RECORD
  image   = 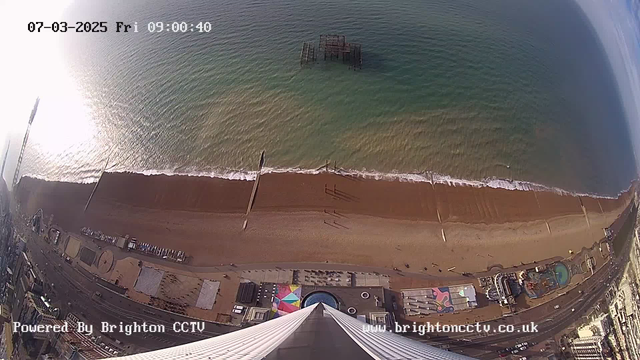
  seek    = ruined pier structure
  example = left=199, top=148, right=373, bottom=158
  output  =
left=300, top=35, right=362, bottom=70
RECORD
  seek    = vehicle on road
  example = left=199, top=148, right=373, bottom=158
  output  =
left=554, top=304, right=560, bottom=309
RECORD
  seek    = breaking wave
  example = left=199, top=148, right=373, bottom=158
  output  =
left=21, top=166, right=629, bottom=200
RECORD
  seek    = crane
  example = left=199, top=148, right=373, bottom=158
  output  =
left=12, top=97, right=40, bottom=189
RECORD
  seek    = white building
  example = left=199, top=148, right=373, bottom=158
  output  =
left=570, top=336, right=609, bottom=360
left=0, top=322, right=13, bottom=360
left=577, top=313, right=610, bottom=338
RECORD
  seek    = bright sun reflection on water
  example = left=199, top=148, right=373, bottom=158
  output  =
left=31, top=92, right=96, bottom=157
left=1, top=0, right=96, bottom=162
left=29, top=61, right=96, bottom=157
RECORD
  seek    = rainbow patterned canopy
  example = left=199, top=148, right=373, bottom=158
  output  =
left=271, top=284, right=302, bottom=318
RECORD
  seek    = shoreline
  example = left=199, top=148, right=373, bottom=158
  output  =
left=15, top=172, right=633, bottom=225
left=14, top=171, right=634, bottom=272
left=21, top=165, right=634, bottom=199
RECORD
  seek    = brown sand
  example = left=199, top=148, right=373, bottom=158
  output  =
left=18, top=172, right=632, bottom=223
left=14, top=173, right=634, bottom=273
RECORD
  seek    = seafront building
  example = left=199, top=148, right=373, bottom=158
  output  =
left=569, top=336, right=611, bottom=360
left=401, top=284, right=478, bottom=316
left=478, top=272, right=520, bottom=307
left=576, top=313, right=611, bottom=339
left=0, top=234, right=117, bottom=359
left=0, top=323, right=13, bottom=360
left=569, top=200, right=640, bottom=360
left=607, top=207, right=640, bottom=360
left=603, top=221, right=640, bottom=360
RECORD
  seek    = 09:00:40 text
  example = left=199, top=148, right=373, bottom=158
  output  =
left=148, top=22, right=212, bottom=32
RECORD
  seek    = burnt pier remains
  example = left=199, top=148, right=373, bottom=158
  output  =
left=300, top=35, right=362, bottom=70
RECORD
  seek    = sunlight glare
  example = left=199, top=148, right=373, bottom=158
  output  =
left=0, top=0, right=96, bottom=157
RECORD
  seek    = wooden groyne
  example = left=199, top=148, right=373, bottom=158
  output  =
left=84, top=155, right=110, bottom=213
left=244, top=151, right=265, bottom=228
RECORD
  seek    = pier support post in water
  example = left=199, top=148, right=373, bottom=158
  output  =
left=300, top=42, right=316, bottom=67
left=314, top=160, right=330, bottom=172
left=244, top=151, right=265, bottom=229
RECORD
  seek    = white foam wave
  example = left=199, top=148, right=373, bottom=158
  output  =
left=270, top=168, right=623, bottom=199
left=133, top=168, right=258, bottom=181
left=21, top=166, right=631, bottom=199
left=21, top=173, right=102, bottom=184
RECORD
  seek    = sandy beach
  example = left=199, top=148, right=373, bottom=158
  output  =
left=14, top=172, right=633, bottom=273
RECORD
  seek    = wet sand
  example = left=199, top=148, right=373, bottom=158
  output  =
left=14, top=172, right=634, bottom=272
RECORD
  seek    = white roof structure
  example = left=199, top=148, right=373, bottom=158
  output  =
left=133, top=267, right=164, bottom=296
left=114, top=303, right=473, bottom=360
left=195, top=279, right=220, bottom=310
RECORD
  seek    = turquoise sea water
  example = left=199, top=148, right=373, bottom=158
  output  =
left=16, top=0, right=637, bottom=196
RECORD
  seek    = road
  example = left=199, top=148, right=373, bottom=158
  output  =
left=412, top=207, right=635, bottom=359
left=405, top=258, right=617, bottom=358
left=22, top=226, right=237, bottom=354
